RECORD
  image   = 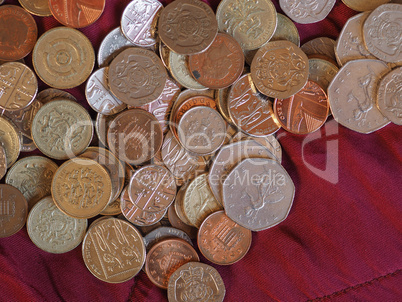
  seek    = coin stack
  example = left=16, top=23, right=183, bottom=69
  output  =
left=0, top=0, right=401, bottom=301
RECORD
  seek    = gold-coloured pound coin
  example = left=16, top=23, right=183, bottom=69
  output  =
left=0, top=116, right=21, bottom=168
left=0, top=146, right=6, bottom=180
left=341, top=0, right=391, bottom=12
left=32, top=27, right=95, bottom=89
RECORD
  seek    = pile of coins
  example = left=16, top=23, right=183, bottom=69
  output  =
left=0, top=0, right=401, bottom=300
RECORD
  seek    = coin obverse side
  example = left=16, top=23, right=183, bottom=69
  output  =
left=377, top=66, right=402, bottom=125
left=82, top=217, right=146, bottom=283
left=32, top=100, right=93, bottom=160
left=168, top=262, right=226, bottom=302
left=33, top=27, right=95, bottom=89
left=223, top=158, right=295, bottom=231
left=27, top=196, right=88, bottom=254
left=279, top=0, right=336, bottom=24
left=0, top=117, right=20, bottom=168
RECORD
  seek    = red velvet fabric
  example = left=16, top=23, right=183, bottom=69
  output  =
left=1, top=0, right=401, bottom=301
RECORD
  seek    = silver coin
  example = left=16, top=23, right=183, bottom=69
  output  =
left=377, top=66, right=402, bottom=125
left=98, top=27, right=134, bottom=68
left=143, top=226, right=193, bottom=251
left=279, top=0, right=335, bottom=24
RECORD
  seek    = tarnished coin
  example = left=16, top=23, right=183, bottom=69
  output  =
left=223, top=158, right=295, bottom=231
left=36, top=88, right=77, bottom=104
left=341, top=0, right=391, bottom=12
left=328, top=59, right=391, bottom=133
left=95, top=112, right=117, bottom=147
left=108, top=48, right=167, bottom=106
left=271, top=13, right=300, bottom=46
left=209, top=140, right=276, bottom=205
left=52, top=158, right=112, bottom=219
left=198, top=210, right=252, bottom=265
left=217, top=0, right=277, bottom=51
left=301, top=37, right=337, bottom=63
left=167, top=204, right=198, bottom=239
left=168, top=262, right=225, bottom=302
left=0, top=62, right=38, bottom=111
left=49, top=0, right=105, bottom=28
left=27, top=196, right=87, bottom=254
left=5, top=156, right=58, bottom=210
left=18, top=0, right=51, bottom=16
left=274, top=81, right=329, bottom=134
left=377, top=67, right=402, bottom=125
left=121, top=0, right=162, bottom=47
left=158, top=0, right=218, bottom=55
left=335, top=12, right=376, bottom=67
left=228, top=74, right=280, bottom=136
left=107, top=109, right=163, bottom=165
left=308, top=58, right=339, bottom=93
left=0, top=5, right=37, bottom=61
left=32, top=100, right=93, bottom=160
left=98, top=27, right=134, bottom=68
left=363, top=4, right=402, bottom=63
left=279, top=0, right=335, bottom=24
left=251, top=41, right=309, bottom=99
left=182, top=173, right=223, bottom=228
left=0, top=184, right=28, bottom=238
left=188, top=33, right=244, bottom=89
left=143, top=226, right=193, bottom=251
left=82, top=217, right=146, bottom=283
left=85, top=68, right=126, bottom=115
left=145, top=238, right=200, bottom=289
left=169, top=52, right=207, bottom=90
left=0, top=146, right=6, bottom=180
left=32, top=27, right=95, bottom=89
left=0, top=116, right=20, bottom=167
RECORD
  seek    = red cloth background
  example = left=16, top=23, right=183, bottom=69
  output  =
left=1, top=0, right=401, bottom=301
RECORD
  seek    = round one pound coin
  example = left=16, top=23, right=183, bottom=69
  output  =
left=0, top=116, right=21, bottom=168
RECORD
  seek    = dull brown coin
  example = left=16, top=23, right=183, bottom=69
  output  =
left=274, top=81, right=329, bottom=134
left=0, top=146, right=6, bottom=180
left=145, top=238, right=200, bottom=289
left=49, top=0, right=105, bottom=28
left=301, top=37, right=337, bottom=64
left=279, top=0, right=335, bottom=24
left=377, top=67, right=402, bottom=125
left=82, top=217, right=146, bottom=283
left=168, top=262, right=226, bottom=302
left=0, top=116, right=20, bottom=168
left=167, top=204, right=198, bottom=239
left=0, top=5, right=37, bottom=61
left=0, top=184, right=28, bottom=238
left=36, top=88, right=77, bottom=104
left=341, top=0, right=391, bottom=12
left=108, top=47, right=167, bottom=106
left=188, top=33, right=244, bottom=89
left=198, top=210, right=252, bottom=265
left=158, top=0, right=218, bottom=55
left=107, top=109, right=163, bottom=165
left=18, top=0, right=51, bottom=16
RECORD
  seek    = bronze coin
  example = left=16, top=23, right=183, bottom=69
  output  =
left=36, top=88, right=77, bottom=104
left=107, top=109, right=163, bottom=165
left=145, top=238, right=200, bottom=289
left=0, top=184, right=28, bottom=238
left=188, top=33, right=244, bottom=89
left=274, top=81, right=329, bottom=134
left=167, top=204, right=198, bottom=239
left=0, top=5, right=37, bottom=61
left=49, top=0, right=105, bottom=28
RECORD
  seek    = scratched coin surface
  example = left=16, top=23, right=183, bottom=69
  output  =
left=36, top=88, right=77, bottom=104
left=121, top=0, right=162, bottom=47
left=85, top=67, right=126, bottom=115
left=228, top=74, right=280, bottom=136
left=18, top=0, right=51, bottom=16
left=0, top=117, right=20, bottom=168
left=145, top=238, right=200, bottom=289
left=158, top=0, right=218, bottom=55
left=363, top=4, right=402, bottom=63
left=377, top=67, right=402, bottom=125
left=32, top=27, right=95, bottom=89
left=169, top=52, right=207, bottom=90
left=52, top=158, right=112, bottom=219
left=251, top=41, right=309, bottom=99
left=223, top=158, right=295, bottom=231
left=216, top=0, right=277, bottom=51
left=49, top=0, right=105, bottom=28
left=0, top=62, right=38, bottom=111
left=82, top=217, right=146, bottom=283
left=107, top=109, right=163, bottom=165
left=328, top=59, right=391, bottom=134
left=32, top=100, right=93, bottom=160
left=168, top=262, right=226, bottom=302
left=279, top=0, right=335, bottom=24
left=0, top=146, right=6, bottom=180
left=27, top=196, right=87, bottom=254
left=5, top=156, right=58, bottom=210
left=301, top=37, right=337, bottom=63
left=0, top=5, right=38, bottom=61
left=143, top=226, right=193, bottom=251
left=108, top=47, right=167, bottom=106
left=188, top=33, right=244, bottom=89
left=198, top=210, right=252, bottom=265
left=341, top=0, right=391, bottom=12
left=98, top=27, right=134, bottom=68
left=308, top=58, right=339, bottom=93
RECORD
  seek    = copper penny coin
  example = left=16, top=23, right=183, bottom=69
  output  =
left=188, top=33, right=244, bottom=89
left=279, top=0, right=335, bottom=24
left=108, top=47, right=167, bottom=106
left=145, top=238, right=200, bottom=289
left=377, top=67, right=402, bottom=125
left=251, top=40, right=309, bottom=99
left=274, top=81, right=329, bottom=134
left=158, top=0, right=218, bottom=55
left=107, top=109, right=163, bottom=165
left=0, top=184, right=28, bottom=238
left=49, top=0, right=105, bottom=28
left=0, top=5, right=37, bottom=61
left=168, top=262, right=226, bottom=302
left=0, top=146, right=6, bottom=180
left=228, top=74, right=280, bottom=137
left=167, top=204, right=198, bottom=239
